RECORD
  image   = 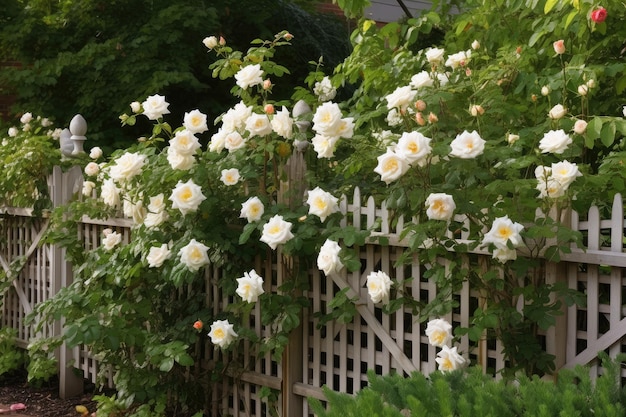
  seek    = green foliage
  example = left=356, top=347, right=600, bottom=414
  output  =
left=26, top=336, right=61, bottom=386
left=0, top=328, right=24, bottom=376
left=310, top=354, right=626, bottom=416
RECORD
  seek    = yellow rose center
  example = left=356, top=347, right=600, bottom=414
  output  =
left=431, top=200, right=444, bottom=213
left=383, top=158, right=398, bottom=172
left=180, top=188, right=193, bottom=201
left=314, top=197, right=327, bottom=210
left=497, top=226, right=512, bottom=240
left=407, top=142, right=419, bottom=154
left=268, top=225, right=282, bottom=235
left=441, top=357, right=453, bottom=370
left=213, top=328, right=224, bottom=339
left=432, top=330, right=445, bottom=345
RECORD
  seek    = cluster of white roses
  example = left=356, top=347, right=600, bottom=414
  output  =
left=425, top=318, right=466, bottom=372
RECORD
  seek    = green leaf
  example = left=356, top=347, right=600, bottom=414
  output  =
left=587, top=117, right=603, bottom=141
left=600, top=121, right=616, bottom=147
left=159, top=357, right=174, bottom=372
left=544, top=0, right=559, bottom=13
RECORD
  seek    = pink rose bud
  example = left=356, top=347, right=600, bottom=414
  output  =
left=553, top=40, right=565, bottom=55
left=415, top=100, right=427, bottom=111
left=193, top=320, right=203, bottom=330
left=415, top=112, right=426, bottom=126
left=465, top=68, right=472, bottom=76
left=573, top=120, right=588, bottom=135
left=470, top=104, right=485, bottom=117
left=263, top=79, right=272, bottom=90
left=219, top=36, right=226, bottom=46
left=284, top=32, right=294, bottom=41
left=590, top=7, right=607, bottom=23
left=264, top=104, right=275, bottom=115
left=428, top=112, right=438, bottom=124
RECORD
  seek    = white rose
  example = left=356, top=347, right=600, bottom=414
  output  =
left=208, top=128, right=228, bottom=153
left=208, top=319, right=238, bottom=348
left=482, top=215, right=524, bottom=250
left=271, top=106, right=294, bottom=139
left=178, top=238, right=210, bottom=271
left=169, top=180, right=206, bottom=215
left=577, top=84, right=588, bottom=96
left=425, top=193, right=456, bottom=221
left=425, top=47, right=445, bottom=64
left=386, top=108, right=403, bottom=127
left=167, top=147, right=196, bottom=170
left=236, top=269, right=265, bottom=303
left=130, top=101, right=141, bottom=113
left=235, top=64, right=264, bottom=89
left=539, top=129, right=572, bottom=154
left=20, top=112, right=33, bottom=124
left=336, top=117, right=354, bottom=139
left=102, top=231, right=122, bottom=251
left=445, top=50, right=471, bottom=69
left=109, top=152, right=146, bottom=181
left=203, top=36, right=218, bottom=50
left=224, top=131, right=247, bottom=152
left=374, top=149, right=410, bottom=184
left=395, top=131, right=432, bottom=165
left=425, top=318, right=453, bottom=347
left=317, top=239, right=343, bottom=275
left=183, top=109, right=208, bottom=134
left=169, top=129, right=201, bottom=156
left=82, top=180, right=95, bottom=197
left=101, top=179, right=120, bottom=208
left=541, top=86, right=550, bottom=96
left=410, top=71, right=433, bottom=89
left=449, top=130, right=486, bottom=159
left=148, top=193, right=166, bottom=213
left=245, top=113, right=273, bottom=137
left=312, top=102, right=344, bottom=137
left=385, top=85, right=416, bottom=111
left=84, top=162, right=100, bottom=177
left=548, top=104, right=567, bottom=120
left=220, top=168, right=241, bottom=186
left=260, top=215, right=294, bottom=250
left=89, top=146, right=103, bottom=159
left=536, top=176, right=567, bottom=199
left=436, top=345, right=466, bottom=372
left=144, top=211, right=168, bottom=228
left=8, top=127, right=18, bottom=137
left=550, top=160, right=582, bottom=188
left=146, top=243, right=171, bottom=268
left=314, top=76, right=337, bottom=102
left=366, top=270, right=392, bottom=304
left=222, top=101, right=253, bottom=132
left=141, top=94, right=170, bottom=120
left=493, top=247, right=518, bottom=263
left=306, top=187, right=339, bottom=222
left=124, top=199, right=147, bottom=224
left=311, top=134, right=339, bottom=159
left=573, top=119, right=587, bottom=135
left=471, top=39, right=480, bottom=50
left=240, top=196, right=264, bottom=222
left=507, top=133, right=520, bottom=144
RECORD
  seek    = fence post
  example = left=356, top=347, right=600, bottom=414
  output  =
left=49, top=165, right=85, bottom=399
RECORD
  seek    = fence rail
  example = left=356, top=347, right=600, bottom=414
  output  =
left=1, top=166, right=626, bottom=416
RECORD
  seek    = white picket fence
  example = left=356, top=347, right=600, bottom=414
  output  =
left=1, top=166, right=626, bottom=416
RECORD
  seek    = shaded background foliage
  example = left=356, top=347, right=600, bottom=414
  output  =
left=0, top=0, right=351, bottom=152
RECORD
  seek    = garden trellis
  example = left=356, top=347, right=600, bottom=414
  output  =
left=1, top=164, right=625, bottom=416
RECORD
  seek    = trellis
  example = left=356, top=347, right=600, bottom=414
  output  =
left=1, top=167, right=625, bottom=416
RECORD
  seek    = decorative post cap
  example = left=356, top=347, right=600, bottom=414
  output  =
left=69, top=114, right=87, bottom=155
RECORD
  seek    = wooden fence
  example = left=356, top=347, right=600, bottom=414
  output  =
left=1, top=165, right=626, bottom=416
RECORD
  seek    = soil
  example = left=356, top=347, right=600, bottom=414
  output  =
left=0, top=371, right=98, bottom=417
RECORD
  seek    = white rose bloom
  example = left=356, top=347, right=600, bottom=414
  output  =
left=471, top=39, right=481, bottom=50
left=141, top=94, right=171, bottom=120
left=109, top=152, right=146, bottom=182
left=493, top=247, right=518, bottom=263
left=425, top=47, right=445, bottom=64
left=577, top=84, right=588, bottom=96
left=260, top=215, right=294, bottom=250
left=179, top=238, right=210, bottom=271
left=235, top=64, right=264, bottom=89
left=548, top=104, right=567, bottom=120
left=374, top=149, right=410, bottom=184
left=146, top=243, right=172, bottom=268
left=536, top=177, right=567, bottom=199
left=167, top=147, right=196, bottom=171
left=82, top=181, right=96, bottom=197
left=20, top=112, right=33, bottom=124
left=89, top=147, right=103, bottom=159
left=541, top=86, right=550, bottom=96
left=84, top=162, right=100, bottom=177
left=170, top=129, right=201, bottom=156
left=425, top=318, right=453, bottom=347
left=22, top=123, right=31, bottom=132
left=534, top=165, right=551, bottom=181
left=220, top=168, right=241, bottom=186
left=8, top=127, right=18, bottom=137
left=445, top=50, right=471, bottom=69
left=306, top=187, right=339, bottom=222
left=311, top=134, right=339, bottom=159
left=203, top=36, right=218, bottom=49
left=395, top=131, right=432, bottom=165
left=208, top=319, right=238, bottom=348
left=437, top=72, right=450, bottom=86
left=386, top=108, right=403, bottom=127
left=312, top=102, right=344, bottom=137
left=169, top=180, right=206, bottom=215
left=449, top=130, right=486, bottom=159
left=101, top=179, right=120, bottom=208
left=148, top=193, right=166, bottom=213
left=539, top=129, right=572, bottom=154
left=425, top=193, right=456, bottom=221
left=240, top=196, right=264, bottom=222
left=366, top=270, right=392, bottom=304
left=314, top=76, right=337, bottom=102
left=209, top=128, right=228, bottom=153
left=550, top=160, right=582, bottom=188
left=336, top=117, right=355, bottom=139
left=317, top=239, right=344, bottom=275
left=245, top=113, right=273, bottom=137
left=130, top=101, right=141, bottom=113
left=236, top=269, right=265, bottom=303
left=123, top=199, right=147, bottom=224
left=385, top=85, right=416, bottom=111
left=222, top=101, right=253, bottom=132
left=102, top=231, right=122, bottom=251
left=271, top=106, right=294, bottom=139
left=183, top=109, right=208, bottom=134
left=144, top=211, right=168, bottom=228
left=41, top=118, right=52, bottom=127
left=410, top=71, right=434, bottom=89
left=224, top=131, right=247, bottom=152
left=482, top=216, right=524, bottom=250
left=436, top=345, right=466, bottom=372
left=507, top=133, right=520, bottom=144
left=573, top=119, right=587, bottom=135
